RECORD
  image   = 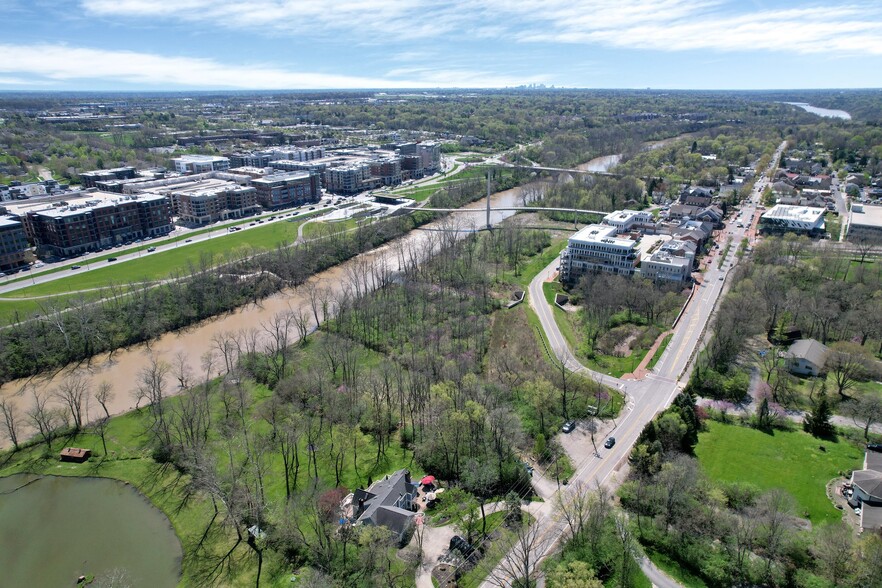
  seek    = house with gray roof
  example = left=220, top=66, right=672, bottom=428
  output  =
left=352, top=469, right=419, bottom=544
left=848, top=449, right=882, bottom=532
left=783, top=339, right=830, bottom=377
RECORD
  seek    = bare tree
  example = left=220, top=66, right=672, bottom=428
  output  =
left=54, top=374, right=89, bottom=431
left=485, top=521, right=547, bottom=588
left=27, top=389, right=65, bottom=448
left=94, top=381, right=114, bottom=420
left=843, top=395, right=882, bottom=440
left=827, top=341, right=873, bottom=398
left=172, top=350, right=194, bottom=389
left=0, top=398, right=22, bottom=450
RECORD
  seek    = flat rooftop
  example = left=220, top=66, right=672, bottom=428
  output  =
left=173, top=154, right=229, bottom=163
left=0, top=216, right=22, bottom=228
left=761, top=204, right=825, bottom=223
left=851, top=204, right=882, bottom=229
left=5, top=191, right=166, bottom=218
left=157, top=178, right=250, bottom=197
left=570, top=223, right=637, bottom=247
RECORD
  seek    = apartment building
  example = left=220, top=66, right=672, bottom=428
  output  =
left=161, top=178, right=259, bottom=225
left=251, top=171, right=321, bottom=209
left=0, top=216, right=28, bottom=272
left=17, top=193, right=172, bottom=257
left=559, top=224, right=640, bottom=284
left=172, top=155, right=231, bottom=174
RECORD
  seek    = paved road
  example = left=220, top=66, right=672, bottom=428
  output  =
left=479, top=141, right=787, bottom=588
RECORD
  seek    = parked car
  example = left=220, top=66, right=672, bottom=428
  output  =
left=185, top=238, right=193, bottom=242
left=70, top=265, right=82, bottom=270
left=147, top=247, right=156, bottom=252
left=868, top=443, right=882, bottom=452
left=603, top=437, right=616, bottom=449
left=562, top=421, right=575, bottom=434
left=107, top=257, right=118, bottom=262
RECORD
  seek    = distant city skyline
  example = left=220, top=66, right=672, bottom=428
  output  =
left=2, top=0, right=882, bottom=91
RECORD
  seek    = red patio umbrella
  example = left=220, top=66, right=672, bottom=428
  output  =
left=420, top=475, right=436, bottom=485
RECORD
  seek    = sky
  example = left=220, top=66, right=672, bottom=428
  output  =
left=1, top=0, right=881, bottom=91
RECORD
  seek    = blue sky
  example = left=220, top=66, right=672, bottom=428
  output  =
left=1, top=0, right=881, bottom=90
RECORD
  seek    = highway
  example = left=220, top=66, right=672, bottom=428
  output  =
left=479, top=141, right=787, bottom=588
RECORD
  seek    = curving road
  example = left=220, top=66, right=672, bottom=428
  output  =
left=479, top=141, right=787, bottom=588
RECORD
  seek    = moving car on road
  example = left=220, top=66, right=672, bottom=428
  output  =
left=604, top=437, right=616, bottom=449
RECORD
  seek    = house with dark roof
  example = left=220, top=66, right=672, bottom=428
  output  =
left=849, top=449, right=882, bottom=532
left=352, top=469, right=419, bottom=544
left=783, top=338, right=830, bottom=377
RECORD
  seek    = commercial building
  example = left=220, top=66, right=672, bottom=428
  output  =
left=559, top=224, right=640, bottom=284
left=14, top=192, right=172, bottom=257
left=160, top=178, right=260, bottom=225
left=847, top=203, right=882, bottom=243
left=603, top=209, right=655, bottom=233
left=0, top=216, right=29, bottom=272
left=251, top=171, right=321, bottom=209
left=759, top=204, right=825, bottom=235
left=172, top=155, right=231, bottom=174
left=639, top=239, right=696, bottom=283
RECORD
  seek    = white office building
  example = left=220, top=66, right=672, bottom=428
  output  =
left=759, top=204, right=825, bottom=234
left=560, top=224, right=640, bottom=284
left=172, top=155, right=231, bottom=174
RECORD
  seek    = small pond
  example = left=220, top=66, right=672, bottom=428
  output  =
left=0, top=474, right=182, bottom=587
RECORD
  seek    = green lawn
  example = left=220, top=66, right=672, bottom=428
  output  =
left=825, top=212, right=841, bottom=241
left=695, top=421, right=864, bottom=524
left=0, top=215, right=326, bottom=323
left=512, top=238, right=566, bottom=287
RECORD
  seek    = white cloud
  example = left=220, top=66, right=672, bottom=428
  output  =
left=0, top=43, right=541, bottom=88
left=80, top=0, right=882, bottom=56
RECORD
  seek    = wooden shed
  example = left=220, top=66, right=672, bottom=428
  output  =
left=60, top=447, right=91, bottom=463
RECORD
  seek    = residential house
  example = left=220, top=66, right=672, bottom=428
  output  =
left=353, top=469, right=419, bottom=544
left=783, top=338, right=830, bottom=377
left=848, top=450, right=882, bottom=532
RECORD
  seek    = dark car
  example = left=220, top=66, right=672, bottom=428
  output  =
left=70, top=265, right=82, bottom=270
left=603, top=437, right=616, bottom=449
left=562, top=421, right=575, bottom=433
left=868, top=444, right=882, bottom=452
left=107, top=257, right=118, bottom=262
left=185, top=238, right=193, bottom=242
left=147, top=247, right=156, bottom=252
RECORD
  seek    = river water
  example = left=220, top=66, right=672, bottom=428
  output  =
left=784, top=102, right=852, bottom=120
left=0, top=474, right=182, bottom=587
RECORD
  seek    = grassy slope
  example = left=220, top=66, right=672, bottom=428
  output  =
left=695, top=420, right=863, bottom=524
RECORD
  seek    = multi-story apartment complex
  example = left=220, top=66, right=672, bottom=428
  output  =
left=325, top=163, right=375, bottom=195
left=17, top=193, right=172, bottom=257
left=559, top=224, right=640, bottom=284
left=0, top=216, right=28, bottom=272
left=369, top=158, right=402, bottom=186
left=639, top=239, right=697, bottom=283
left=172, top=155, right=231, bottom=174
left=159, top=178, right=260, bottom=225
left=79, top=166, right=137, bottom=189
left=251, top=171, right=321, bottom=209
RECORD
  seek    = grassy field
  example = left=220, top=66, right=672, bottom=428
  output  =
left=695, top=421, right=864, bottom=524
left=825, top=212, right=841, bottom=240
left=511, top=237, right=566, bottom=288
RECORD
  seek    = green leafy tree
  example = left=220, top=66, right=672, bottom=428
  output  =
left=803, top=388, right=835, bottom=439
